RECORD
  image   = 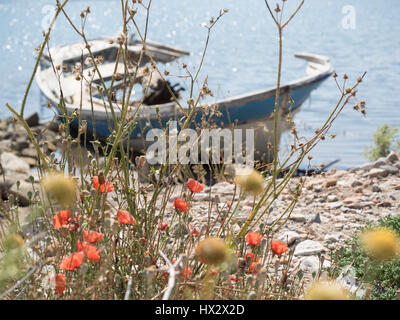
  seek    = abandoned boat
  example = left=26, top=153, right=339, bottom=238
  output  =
left=36, top=34, right=334, bottom=162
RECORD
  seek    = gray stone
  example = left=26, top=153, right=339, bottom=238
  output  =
left=380, top=165, right=399, bottom=175
left=0, top=151, right=30, bottom=173
left=294, top=240, right=325, bottom=256
left=394, top=161, right=400, bottom=170
left=359, top=162, right=375, bottom=171
left=309, top=213, right=321, bottom=224
left=350, top=179, right=362, bottom=188
left=372, top=184, right=382, bottom=192
left=25, top=112, right=39, bottom=127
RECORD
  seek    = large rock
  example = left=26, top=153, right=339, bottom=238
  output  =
left=294, top=240, right=325, bottom=256
left=0, top=152, right=30, bottom=173
left=380, top=165, right=399, bottom=175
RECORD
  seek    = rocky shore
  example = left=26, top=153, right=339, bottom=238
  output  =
left=1, top=113, right=400, bottom=294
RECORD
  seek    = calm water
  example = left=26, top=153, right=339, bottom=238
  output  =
left=1, top=0, right=399, bottom=168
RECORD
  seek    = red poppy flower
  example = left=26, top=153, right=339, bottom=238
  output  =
left=271, top=240, right=288, bottom=255
left=248, top=262, right=258, bottom=274
left=141, top=237, right=147, bottom=243
left=192, top=228, right=200, bottom=237
left=77, top=240, right=100, bottom=262
left=55, top=273, right=66, bottom=296
left=83, top=230, right=104, bottom=243
left=174, top=198, right=189, bottom=213
left=93, top=176, right=114, bottom=193
left=59, top=252, right=84, bottom=271
left=117, top=210, right=136, bottom=225
left=244, top=252, right=256, bottom=264
left=187, top=178, right=204, bottom=193
left=158, top=223, right=168, bottom=231
left=181, top=266, right=192, bottom=279
left=245, top=232, right=263, bottom=247
left=86, top=245, right=100, bottom=262
left=53, top=210, right=72, bottom=229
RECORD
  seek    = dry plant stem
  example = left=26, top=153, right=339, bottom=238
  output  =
left=159, top=251, right=183, bottom=300
left=19, top=0, right=69, bottom=117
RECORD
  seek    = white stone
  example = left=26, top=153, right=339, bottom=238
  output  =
left=294, top=240, right=325, bottom=256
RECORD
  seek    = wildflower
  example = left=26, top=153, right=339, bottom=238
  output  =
left=86, top=245, right=101, bottom=262
left=244, top=252, right=256, bottom=264
left=83, top=230, right=104, bottom=243
left=360, top=227, right=400, bottom=261
left=59, top=252, right=84, bottom=271
left=53, top=210, right=72, bottom=229
left=92, top=174, right=114, bottom=193
left=247, top=262, right=258, bottom=274
left=187, top=178, right=204, bottom=193
left=181, top=266, right=192, bottom=279
left=77, top=241, right=101, bottom=262
left=192, top=228, right=200, bottom=237
left=305, top=281, right=350, bottom=300
left=245, top=232, right=263, bottom=247
left=117, top=210, right=136, bottom=225
left=158, top=223, right=168, bottom=231
left=234, top=167, right=264, bottom=195
left=41, top=172, right=77, bottom=208
left=174, top=198, right=189, bottom=213
left=55, top=273, right=66, bottom=296
left=195, top=237, right=228, bottom=265
left=271, top=240, right=289, bottom=255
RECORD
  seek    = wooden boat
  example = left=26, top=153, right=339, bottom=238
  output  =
left=36, top=34, right=334, bottom=162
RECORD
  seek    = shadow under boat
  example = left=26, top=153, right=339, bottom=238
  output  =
left=36, top=34, right=334, bottom=163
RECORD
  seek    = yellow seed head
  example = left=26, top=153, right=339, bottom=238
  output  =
left=41, top=172, right=77, bottom=209
left=234, top=167, right=264, bottom=195
left=195, top=237, right=228, bottom=265
left=360, top=227, right=400, bottom=261
left=305, top=281, right=350, bottom=300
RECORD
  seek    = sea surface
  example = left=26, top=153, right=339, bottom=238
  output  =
left=0, top=0, right=399, bottom=169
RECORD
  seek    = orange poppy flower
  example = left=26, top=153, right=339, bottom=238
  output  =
left=55, top=273, right=66, bottom=296
left=77, top=240, right=100, bottom=262
left=173, top=198, right=189, bottom=213
left=117, top=210, right=136, bottom=225
left=158, top=223, right=168, bottom=231
left=83, top=230, right=104, bottom=243
left=271, top=240, right=288, bottom=255
left=59, top=252, right=84, bottom=271
left=53, top=210, right=72, bottom=229
left=187, top=178, right=204, bottom=193
left=93, top=176, right=114, bottom=193
left=245, top=232, right=263, bottom=247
